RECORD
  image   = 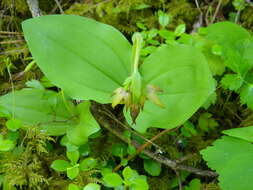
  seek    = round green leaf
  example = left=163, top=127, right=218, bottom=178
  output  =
left=6, top=118, right=22, bottom=131
left=67, top=166, right=80, bottom=180
left=67, top=150, right=80, bottom=165
left=83, top=183, right=101, bottom=190
left=51, top=160, right=71, bottom=172
left=122, top=166, right=134, bottom=182
left=80, top=157, right=97, bottom=171
left=126, top=45, right=214, bottom=132
left=143, top=159, right=161, bottom=176
left=103, top=173, right=123, bottom=187
left=22, top=15, right=132, bottom=103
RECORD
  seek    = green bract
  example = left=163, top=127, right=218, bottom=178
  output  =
left=22, top=15, right=214, bottom=133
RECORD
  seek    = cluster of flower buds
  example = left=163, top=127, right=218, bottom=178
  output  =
left=111, top=32, right=164, bottom=123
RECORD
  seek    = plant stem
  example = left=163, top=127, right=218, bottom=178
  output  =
left=113, top=127, right=177, bottom=172
left=211, top=0, right=223, bottom=24
left=90, top=101, right=218, bottom=177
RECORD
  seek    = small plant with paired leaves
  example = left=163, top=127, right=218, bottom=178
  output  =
left=1, top=10, right=253, bottom=190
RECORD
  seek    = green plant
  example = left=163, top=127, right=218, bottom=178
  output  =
left=102, top=166, right=149, bottom=190
left=0, top=83, right=100, bottom=145
left=2, top=6, right=253, bottom=189
left=21, top=14, right=213, bottom=133
left=201, top=126, right=253, bottom=190
left=51, top=150, right=98, bottom=180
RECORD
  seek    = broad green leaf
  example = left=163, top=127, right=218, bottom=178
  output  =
left=205, top=22, right=250, bottom=50
left=6, top=118, right=22, bottom=131
left=67, top=166, right=79, bottom=180
left=67, top=101, right=100, bottom=146
left=191, top=35, right=225, bottom=76
left=51, top=160, right=71, bottom=172
left=22, top=15, right=132, bottom=103
left=126, top=45, right=214, bottom=132
left=223, top=38, right=253, bottom=75
left=143, top=159, right=161, bottom=176
left=67, top=150, right=80, bottom=165
left=83, top=183, right=101, bottom=190
left=0, top=88, right=77, bottom=136
left=223, top=126, right=253, bottom=142
left=221, top=74, right=243, bottom=91
left=79, top=157, right=97, bottom=171
left=201, top=136, right=253, bottom=190
left=68, top=184, right=79, bottom=190
left=103, top=173, right=123, bottom=187
left=205, top=22, right=253, bottom=75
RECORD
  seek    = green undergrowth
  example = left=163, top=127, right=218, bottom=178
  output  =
left=1, top=0, right=253, bottom=190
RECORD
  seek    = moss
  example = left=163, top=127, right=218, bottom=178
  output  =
left=1, top=128, right=53, bottom=189
left=165, top=0, right=198, bottom=30
left=241, top=6, right=253, bottom=32
left=203, top=183, right=221, bottom=190
left=65, top=0, right=199, bottom=36
left=148, top=171, right=172, bottom=190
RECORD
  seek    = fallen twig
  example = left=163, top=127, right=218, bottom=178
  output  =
left=90, top=101, right=218, bottom=177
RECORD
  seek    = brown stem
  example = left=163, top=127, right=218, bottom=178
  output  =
left=90, top=102, right=218, bottom=177
left=211, top=0, right=223, bottom=24
left=113, top=127, right=177, bottom=172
